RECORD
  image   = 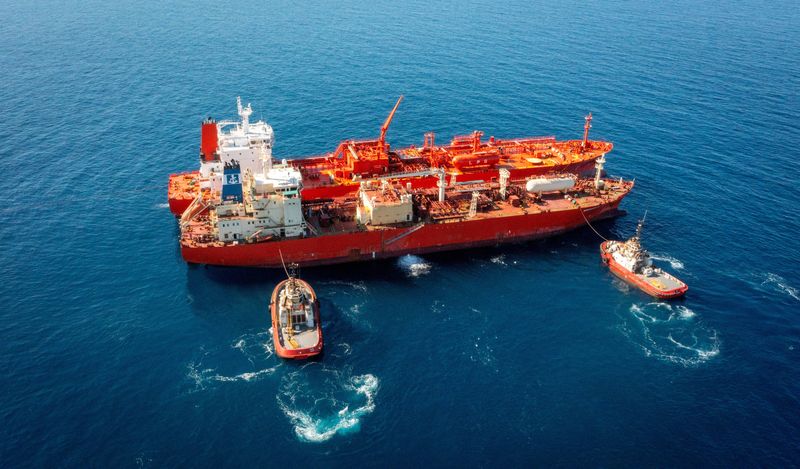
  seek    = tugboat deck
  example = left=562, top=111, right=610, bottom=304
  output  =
left=281, top=328, right=320, bottom=350
left=634, top=270, right=685, bottom=291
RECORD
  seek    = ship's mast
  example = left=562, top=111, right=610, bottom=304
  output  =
left=437, top=169, right=446, bottom=202
left=594, top=154, right=606, bottom=190
left=582, top=112, right=592, bottom=149
left=634, top=211, right=647, bottom=241
left=379, top=96, right=404, bottom=153
left=499, top=168, right=510, bottom=200
left=260, top=143, right=272, bottom=171
left=237, top=96, right=253, bottom=134
left=284, top=263, right=301, bottom=341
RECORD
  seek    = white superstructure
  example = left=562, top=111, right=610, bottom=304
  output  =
left=605, top=239, right=653, bottom=273
left=604, top=220, right=655, bottom=275
left=213, top=161, right=305, bottom=242
left=199, top=97, right=276, bottom=193
left=356, top=180, right=413, bottom=226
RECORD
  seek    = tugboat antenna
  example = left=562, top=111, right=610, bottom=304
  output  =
left=635, top=210, right=647, bottom=239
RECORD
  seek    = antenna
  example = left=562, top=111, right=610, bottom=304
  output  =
left=379, top=95, right=404, bottom=151
left=237, top=96, right=253, bottom=133
left=635, top=210, right=647, bottom=239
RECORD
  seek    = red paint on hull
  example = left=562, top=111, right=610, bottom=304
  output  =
left=183, top=201, right=625, bottom=268
left=169, top=195, right=193, bottom=215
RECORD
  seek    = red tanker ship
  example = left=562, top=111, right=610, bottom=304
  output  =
left=179, top=155, right=633, bottom=268
left=168, top=97, right=613, bottom=216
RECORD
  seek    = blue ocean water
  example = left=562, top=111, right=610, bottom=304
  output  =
left=2, top=0, right=799, bottom=465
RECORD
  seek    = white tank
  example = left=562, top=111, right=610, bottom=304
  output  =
left=526, top=176, right=576, bottom=193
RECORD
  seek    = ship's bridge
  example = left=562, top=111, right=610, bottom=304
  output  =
left=252, top=164, right=302, bottom=195
left=218, top=120, right=274, bottom=150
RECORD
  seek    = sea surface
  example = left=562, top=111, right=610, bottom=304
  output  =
left=1, top=0, right=799, bottom=466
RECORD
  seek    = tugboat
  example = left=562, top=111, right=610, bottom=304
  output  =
left=600, top=217, right=688, bottom=299
left=270, top=263, right=323, bottom=359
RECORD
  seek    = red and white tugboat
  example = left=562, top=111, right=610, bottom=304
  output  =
left=600, top=217, right=688, bottom=299
left=270, top=264, right=323, bottom=359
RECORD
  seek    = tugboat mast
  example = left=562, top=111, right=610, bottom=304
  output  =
left=634, top=211, right=647, bottom=241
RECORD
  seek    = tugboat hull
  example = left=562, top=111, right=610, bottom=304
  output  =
left=601, top=241, right=688, bottom=299
left=270, top=278, right=324, bottom=359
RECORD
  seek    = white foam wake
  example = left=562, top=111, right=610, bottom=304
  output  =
left=232, top=331, right=275, bottom=363
left=277, top=367, right=379, bottom=443
left=397, top=254, right=431, bottom=277
left=761, top=273, right=800, bottom=302
left=209, top=367, right=278, bottom=383
left=318, top=280, right=369, bottom=293
left=187, top=362, right=278, bottom=389
left=624, top=302, right=719, bottom=367
left=468, top=335, right=498, bottom=370
left=490, top=254, right=507, bottom=266
left=155, top=202, right=170, bottom=209
left=334, top=342, right=352, bottom=357
left=650, top=253, right=685, bottom=270
left=187, top=331, right=278, bottom=390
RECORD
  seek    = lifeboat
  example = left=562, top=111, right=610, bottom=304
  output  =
left=270, top=265, right=323, bottom=359
left=600, top=217, right=688, bottom=299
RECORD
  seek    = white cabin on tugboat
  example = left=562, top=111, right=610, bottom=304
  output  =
left=600, top=217, right=688, bottom=299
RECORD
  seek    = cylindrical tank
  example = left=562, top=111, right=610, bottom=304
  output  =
left=525, top=176, right=575, bottom=193
left=451, top=152, right=500, bottom=170
left=200, top=120, right=219, bottom=161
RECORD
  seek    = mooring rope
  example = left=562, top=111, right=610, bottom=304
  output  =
left=577, top=203, right=610, bottom=242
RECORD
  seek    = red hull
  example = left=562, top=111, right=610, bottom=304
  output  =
left=183, top=201, right=625, bottom=268
left=600, top=242, right=688, bottom=299
left=168, top=172, right=200, bottom=215
left=169, top=194, right=193, bottom=216
left=270, top=279, right=323, bottom=359
left=299, top=158, right=598, bottom=201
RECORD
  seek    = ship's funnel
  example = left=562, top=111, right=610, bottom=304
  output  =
left=201, top=119, right=219, bottom=161
left=222, top=160, right=243, bottom=203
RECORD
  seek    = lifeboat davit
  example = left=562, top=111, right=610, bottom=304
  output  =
left=270, top=268, right=323, bottom=359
